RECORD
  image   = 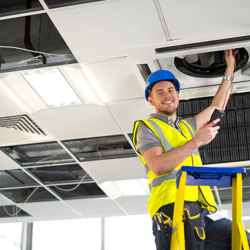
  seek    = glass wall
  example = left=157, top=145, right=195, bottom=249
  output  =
left=0, top=222, right=22, bottom=250
left=31, top=214, right=155, bottom=250
left=32, top=218, right=102, bottom=250
left=105, top=214, right=155, bottom=250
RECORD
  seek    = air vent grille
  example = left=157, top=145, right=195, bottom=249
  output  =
left=63, top=134, right=136, bottom=161
left=0, top=115, right=50, bottom=145
left=178, top=92, right=250, bottom=165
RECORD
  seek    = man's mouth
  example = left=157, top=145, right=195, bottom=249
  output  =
left=163, top=100, right=173, bottom=105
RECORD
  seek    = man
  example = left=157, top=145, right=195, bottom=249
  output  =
left=133, top=50, right=250, bottom=250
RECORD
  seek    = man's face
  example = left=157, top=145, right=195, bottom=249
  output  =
left=148, top=81, right=179, bottom=117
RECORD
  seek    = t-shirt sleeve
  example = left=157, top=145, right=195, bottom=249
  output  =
left=136, top=122, right=162, bottom=155
left=185, top=117, right=197, bottom=135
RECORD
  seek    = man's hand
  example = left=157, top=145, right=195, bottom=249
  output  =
left=225, top=49, right=236, bottom=71
left=194, top=118, right=220, bottom=147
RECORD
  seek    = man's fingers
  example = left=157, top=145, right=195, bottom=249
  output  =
left=208, top=118, right=220, bottom=127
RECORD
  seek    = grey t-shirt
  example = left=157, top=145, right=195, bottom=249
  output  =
left=136, top=113, right=196, bottom=155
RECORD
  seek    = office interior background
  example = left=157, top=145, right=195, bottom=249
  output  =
left=1, top=0, right=250, bottom=249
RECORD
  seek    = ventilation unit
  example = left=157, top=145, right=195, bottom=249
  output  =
left=125, top=33, right=250, bottom=100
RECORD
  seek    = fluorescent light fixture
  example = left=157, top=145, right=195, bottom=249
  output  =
left=22, top=68, right=82, bottom=108
left=61, top=65, right=104, bottom=106
left=99, top=179, right=150, bottom=199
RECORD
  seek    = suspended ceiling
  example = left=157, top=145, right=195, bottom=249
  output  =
left=0, top=0, right=250, bottom=229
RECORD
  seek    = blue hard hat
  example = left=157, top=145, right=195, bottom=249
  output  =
left=145, top=70, right=180, bottom=101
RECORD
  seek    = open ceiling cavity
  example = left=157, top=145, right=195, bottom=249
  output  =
left=0, top=169, right=38, bottom=189
left=27, top=163, right=93, bottom=185
left=0, top=186, right=58, bottom=203
left=0, top=142, right=74, bottom=167
left=0, top=0, right=43, bottom=17
left=62, top=134, right=136, bottom=162
left=50, top=183, right=106, bottom=200
left=44, top=0, right=104, bottom=8
left=0, top=205, right=31, bottom=218
left=0, top=13, right=76, bottom=72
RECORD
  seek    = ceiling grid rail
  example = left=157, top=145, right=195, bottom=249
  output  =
left=153, top=0, right=172, bottom=41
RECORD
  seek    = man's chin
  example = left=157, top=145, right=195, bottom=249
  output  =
left=160, top=109, right=176, bottom=116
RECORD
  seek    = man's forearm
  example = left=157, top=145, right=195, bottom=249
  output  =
left=151, top=138, right=200, bottom=175
left=143, top=119, right=220, bottom=176
left=211, top=66, right=234, bottom=109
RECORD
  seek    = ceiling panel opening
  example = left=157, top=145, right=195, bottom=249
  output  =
left=0, top=13, right=76, bottom=73
left=0, top=142, right=74, bottom=167
left=26, top=164, right=93, bottom=185
left=63, top=134, right=136, bottom=162
left=50, top=183, right=106, bottom=200
left=0, top=0, right=43, bottom=17
left=0, top=205, right=31, bottom=218
left=44, top=0, right=104, bottom=9
left=0, top=169, right=38, bottom=189
left=0, top=187, right=58, bottom=203
left=178, top=92, right=250, bottom=165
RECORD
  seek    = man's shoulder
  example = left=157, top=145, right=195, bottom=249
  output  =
left=181, top=117, right=196, bottom=133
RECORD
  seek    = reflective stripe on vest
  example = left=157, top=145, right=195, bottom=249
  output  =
left=178, top=120, right=200, bottom=157
left=147, top=120, right=174, bottom=152
left=149, top=170, right=178, bottom=191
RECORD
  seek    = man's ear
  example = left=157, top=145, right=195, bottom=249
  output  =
left=148, top=96, right=155, bottom=107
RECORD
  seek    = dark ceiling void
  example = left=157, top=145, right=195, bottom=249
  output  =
left=0, top=187, right=58, bottom=203
left=0, top=142, right=75, bottom=167
left=0, top=169, right=38, bottom=189
left=27, top=164, right=93, bottom=185
left=50, top=183, right=106, bottom=200
left=0, top=0, right=43, bottom=17
left=63, top=134, right=136, bottom=162
left=0, top=205, right=31, bottom=218
left=0, top=13, right=77, bottom=73
left=44, top=0, right=104, bottom=9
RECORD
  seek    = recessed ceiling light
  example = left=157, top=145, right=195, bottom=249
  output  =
left=22, top=68, right=82, bottom=108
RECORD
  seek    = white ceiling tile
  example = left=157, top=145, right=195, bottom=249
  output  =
left=31, top=105, right=121, bottom=140
left=0, top=193, right=14, bottom=206
left=0, top=75, right=27, bottom=117
left=160, top=0, right=250, bottom=40
left=50, top=0, right=166, bottom=63
left=108, top=98, right=155, bottom=133
left=83, top=58, right=144, bottom=102
left=0, top=217, right=38, bottom=223
left=116, top=196, right=149, bottom=215
left=18, top=201, right=80, bottom=219
left=0, top=151, right=21, bottom=170
left=66, top=197, right=125, bottom=217
left=81, top=157, right=147, bottom=182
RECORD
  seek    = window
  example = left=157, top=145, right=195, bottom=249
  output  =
left=0, top=222, right=22, bottom=250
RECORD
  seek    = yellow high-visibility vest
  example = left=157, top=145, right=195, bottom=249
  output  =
left=133, top=118, right=217, bottom=219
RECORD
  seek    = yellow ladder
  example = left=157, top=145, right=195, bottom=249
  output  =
left=170, top=166, right=249, bottom=250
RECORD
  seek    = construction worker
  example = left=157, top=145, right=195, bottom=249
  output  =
left=133, top=50, right=250, bottom=250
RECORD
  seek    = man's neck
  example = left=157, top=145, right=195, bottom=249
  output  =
left=157, top=112, right=177, bottom=124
